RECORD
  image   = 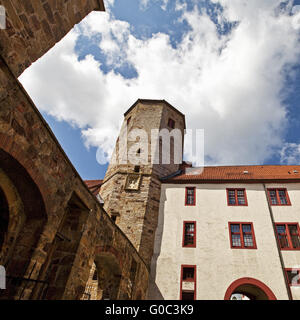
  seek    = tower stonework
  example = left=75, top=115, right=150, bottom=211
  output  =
left=100, top=99, right=186, bottom=266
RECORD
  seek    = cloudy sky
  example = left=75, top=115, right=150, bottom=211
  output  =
left=19, top=0, right=300, bottom=180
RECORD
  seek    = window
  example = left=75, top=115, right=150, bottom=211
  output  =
left=185, top=187, right=196, bottom=206
left=180, top=265, right=196, bottom=300
left=267, top=189, right=291, bottom=205
left=182, top=221, right=196, bottom=247
left=168, top=118, right=175, bottom=129
left=92, top=270, right=98, bottom=280
left=285, top=269, right=300, bottom=286
left=227, top=189, right=247, bottom=206
left=229, top=222, right=257, bottom=249
left=275, top=223, right=300, bottom=250
left=134, top=165, right=140, bottom=173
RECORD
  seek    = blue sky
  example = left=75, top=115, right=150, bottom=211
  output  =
left=20, top=0, right=300, bottom=180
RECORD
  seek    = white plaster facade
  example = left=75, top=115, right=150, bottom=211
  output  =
left=148, top=182, right=300, bottom=300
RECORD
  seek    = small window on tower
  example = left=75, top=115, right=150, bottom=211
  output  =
left=92, top=270, right=98, bottom=280
left=134, top=166, right=140, bottom=173
left=168, top=118, right=175, bottom=129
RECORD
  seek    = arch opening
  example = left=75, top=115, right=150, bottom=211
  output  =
left=82, top=252, right=122, bottom=300
left=0, top=149, right=47, bottom=299
left=225, top=277, right=277, bottom=300
left=0, top=187, right=9, bottom=252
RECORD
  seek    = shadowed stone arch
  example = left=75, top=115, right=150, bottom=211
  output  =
left=0, top=148, right=47, bottom=299
left=95, top=251, right=122, bottom=300
left=82, top=246, right=123, bottom=300
left=0, top=186, right=9, bottom=253
left=0, top=169, right=25, bottom=267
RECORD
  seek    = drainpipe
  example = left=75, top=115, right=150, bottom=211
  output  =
left=263, top=183, right=292, bottom=300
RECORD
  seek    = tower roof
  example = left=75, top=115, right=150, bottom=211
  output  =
left=124, top=99, right=186, bottom=129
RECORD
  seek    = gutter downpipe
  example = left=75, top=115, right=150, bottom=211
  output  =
left=263, top=183, right=292, bottom=300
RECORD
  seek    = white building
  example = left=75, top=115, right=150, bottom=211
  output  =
left=148, top=164, right=300, bottom=300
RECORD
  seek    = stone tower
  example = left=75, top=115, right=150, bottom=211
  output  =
left=100, top=99, right=186, bottom=266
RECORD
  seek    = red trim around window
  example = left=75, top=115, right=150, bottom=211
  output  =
left=228, top=222, right=257, bottom=249
left=182, top=221, right=196, bottom=248
left=285, top=268, right=300, bottom=286
left=185, top=187, right=196, bottom=206
left=180, top=265, right=196, bottom=300
left=267, top=188, right=291, bottom=206
left=226, top=188, right=248, bottom=206
left=275, top=223, right=300, bottom=250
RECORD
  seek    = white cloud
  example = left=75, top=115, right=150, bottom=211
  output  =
left=19, top=1, right=300, bottom=167
left=280, top=143, right=300, bottom=164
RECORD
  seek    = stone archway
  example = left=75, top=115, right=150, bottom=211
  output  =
left=96, top=252, right=122, bottom=300
left=224, top=277, right=277, bottom=300
left=0, top=169, right=25, bottom=267
left=0, top=186, right=9, bottom=252
left=82, top=249, right=123, bottom=300
left=0, top=148, right=48, bottom=299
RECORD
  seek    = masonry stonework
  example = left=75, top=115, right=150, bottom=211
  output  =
left=0, top=0, right=149, bottom=300
left=0, top=0, right=104, bottom=77
left=100, top=99, right=186, bottom=267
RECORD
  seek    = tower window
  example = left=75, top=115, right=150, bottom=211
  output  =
left=267, top=189, right=291, bottom=205
left=229, top=222, right=257, bottom=249
left=185, top=187, right=196, bottom=206
left=168, top=118, right=175, bottom=129
left=182, top=221, right=196, bottom=247
left=111, top=215, right=117, bottom=223
left=134, top=166, right=140, bottom=173
left=275, top=223, right=300, bottom=250
left=92, top=270, right=98, bottom=280
left=227, top=189, right=247, bottom=206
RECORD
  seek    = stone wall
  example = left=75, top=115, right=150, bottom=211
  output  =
left=0, top=58, right=149, bottom=299
left=0, top=0, right=150, bottom=299
left=0, top=0, right=104, bottom=77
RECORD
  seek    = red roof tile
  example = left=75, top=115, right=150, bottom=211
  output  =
left=162, top=165, right=300, bottom=183
left=84, top=180, right=103, bottom=196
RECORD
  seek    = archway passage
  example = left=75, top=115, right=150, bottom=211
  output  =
left=82, top=252, right=122, bottom=300
left=224, top=277, right=277, bottom=300
left=0, top=148, right=47, bottom=299
left=0, top=187, right=9, bottom=252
